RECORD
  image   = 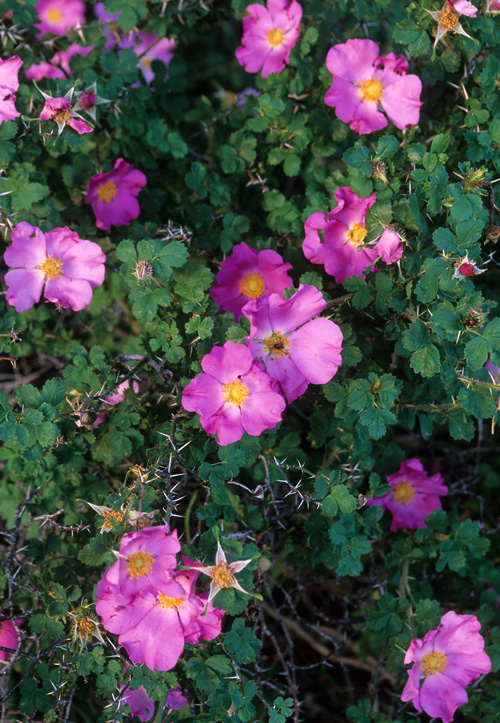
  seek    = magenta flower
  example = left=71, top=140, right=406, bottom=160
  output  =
left=209, top=241, right=293, bottom=321
left=243, top=285, right=343, bottom=403
left=94, top=2, right=121, bottom=49
left=130, top=32, right=177, bottom=85
left=324, top=38, right=422, bottom=134
left=235, top=0, right=302, bottom=78
left=376, top=228, right=404, bottom=264
left=166, top=685, right=187, bottom=711
left=95, top=380, right=140, bottom=427
left=119, top=682, right=154, bottom=722
left=366, top=458, right=448, bottom=531
left=26, top=44, right=93, bottom=81
left=85, top=158, right=147, bottom=231
left=0, top=56, right=22, bottom=123
left=182, top=340, right=286, bottom=446
left=25, top=61, right=66, bottom=81
left=4, top=222, right=105, bottom=313
left=0, top=618, right=22, bottom=660
left=96, top=525, right=180, bottom=604
left=402, top=611, right=491, bottom=723
left=40, top=93, right=93, bottom=135
left=303, top=187, right=378, bottom=284
left=35, top=0, right=85, bottom=36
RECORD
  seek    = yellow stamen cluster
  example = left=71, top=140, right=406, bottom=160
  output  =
left=266, top=27, right=285, bottom=47
left=211, top=563, right=236, bottom=589
left=46, top=8, right=63, bottom=22
left=392, top=481, right=416, bottom=504
left=347, top=223, right=367, bottom=248
left=239, top=271, right=266, bottom=298
left=438, top=4, right=459, bottom=30
left=264, top=331, right=291, bottom=360
left=75, top=618, right=96, bottom=639
left=421, top=650, right=448, bottom=676
left=157, top=593, right=183, bottom=610
left=102, top=509, right=123, bottom=532
left=222, top=379, right=250, bottom=407
left=38, top=256, right=63, bottom=279
left=97, top=182, right=117, bottom=203
left=128, top=551, right=154, bottom=578
left=358, top=77, right=384, bottom=103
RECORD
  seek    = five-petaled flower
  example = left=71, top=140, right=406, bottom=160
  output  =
left=244, top=284, right=343, bottom=403
left=324, top=38, right=422, bottom=134
left=184, top=542, right=253, bottom=602
left=86, top=158, right=147, bottom=231
left=401, top=611, right=491, bottom=723
left=35, top=0, right=85, bottom=36
left=366, top=458, right=448, bottom=531
left=182, top=340, right=286, bottom=446
left=40, top=89, right=93, bottom=136
left=235, top=0, right=302, bottom=78
left=129, top=31, right=177, bottom=85
left=209, top=241, right=293, bottom=321
left=4, top=222, right=106, bottom=313
left=425, top=0, right=477, bottom=48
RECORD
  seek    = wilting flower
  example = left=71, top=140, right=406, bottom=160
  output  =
left=182, top=340, right=286, bottom=446
left=73, top=82, right=110, bottom=121
left=244, top=285, right=343, bottom=403
left=235, top=0, right=302, bottom=77
left=94, top=379, right=140, bottom=427
left=0, top=56, right=22, bottom=123
left=39, top=89, right=93, bottom=135
left=69, top=611, right=105, bottom=648
left=129, top=31, right=177, bottom=85
left=366, top=458, right=448, bottom=531
left=184, top=542, right=253, bottom=602
left=402, top=611, right=491, bottom=723
left=0, top=618, right=22, bottom=660
left=85, top=158, right=147, bottom=231
left=119, top=674, right=155, bottom=723
left=303, top=187, right=378, bottom=283
left=96, top=525, right=180, bottom=602
left=4, top=222, right=106, bottom=313
left=87, top=502, right=156, bottom=533
left=453, top=253, right=483, bottom=280
left=325, top=38, right=422, bottom=134
left=425, top=0, right=477, bottom=48
left=209, top=241, right=293, bottom=321
left=486, top=0, right=500, bottom=13
left=35, top=0, right=85, bottom=36
left=166, top=686, right=187, bottom=711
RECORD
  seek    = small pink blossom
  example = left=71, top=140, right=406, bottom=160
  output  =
left=325, top=38, right=422, bottom=134
left=25, top=61, right=66, bottom=81
left=244, top=285, right=343, bottom=403
left=452, top=0, right=478, bottom=16
left=0, top=618, right=22, bottom=660
left=235, top=0, right=302, bottom=78
left=95, top=380, right=140, bottom=427
left=375, top=228, right=404, bottom=263
left=35, top=0, right=85, bottom=36
left=26, top=44, right=93, bottom=81
left=166, top=685, right=187, bottom=711
left=366, top=458, right=448, bottom=531
left=402, top=611, right=491, bottom=723
left=130, top=32, right=177, bottom=85
left=303, top=187, right=378, bottom=283
left=40, top=93, right=93, bottom=135
left=4, top=222, right=105, bottom=313
left=486, top=0, right=500, bottom=12
left=182, top=340, right=286, bottom=446
left=85, top=158, right=147, bottom=231
left=94, top=2, right=122, bottom=49
left=0, top=56, right=22, bottom=123
left=119, top=682, right=154, bottom=722
left=209, top=241, right=293, bottom=321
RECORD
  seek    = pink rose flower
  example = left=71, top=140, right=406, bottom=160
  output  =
left=129, top=32, right=177, bottom=85
left=452, top=0, right=477, bottom=16
left=303, top=187, right=378, bottom=283
left=486, top=0, right=500, bottom=12
left=325, top=38, right=422, bottom=134
left=4, top=222, right=105, bottom=313
left=96, top=525, right=180, bottom=607
left=235, top=0, right=302, bottom=78
left=35, top=0, right=85, bottom=36
left=26, top=44, right=93, bottom=81
left=166, top=685, right=187, bottom=711
left=0, top=618, right=23, bottom=660
left=402, top=611, right=491, bottom=723
left=182, top=340, right=286, bottom=446
left=119, top=682, right=154, bottom=722
left=375, top=228, right=404, bottom=263
left=25, top=61, right=66, bottom=81
left=209, top=241, right=293, bottom=321
left=94, top=379, right=140, bottom=427
left=85, top=158, right=147, bottom=231
left=244, top=284, right=343, bottom=403
left=0, top=56, right=22, bottom=123
left=366, top=458, right=448, bottom=531
left=94, top=2, right=121, bottom=49
left=40, top=95, right=93, bottom=135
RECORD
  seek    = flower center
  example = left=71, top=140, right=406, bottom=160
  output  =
left=264, top=331, right=290, bottom=360
left=97, top=182, right=117, bottom=203
left=239, top=271, right=266, bottom=298
left=54, top=108, right=72, bottom=123
left=46, top=8, right=63, bottom=23
left=358, top=76, right=384, bottom=103
left=79, top=91, right=96, bottom=110
left=392, top=481, right=415, bottom=504
left=76, top=619, right=95, bottom=638
left=421, top=650, right=448, bottom=676
left=140, top=57, right=153, bottom=69
left=39, top=255, right=63, bottom=279
left=127, top=551, right=154, bottom=578
left=102, top=509, right=123, bottom=531
left=438, top=4, right=459, bottom=30
left=266, top=27, right=285, bottom=47
left=222, top=379, right=249, bottom=407
left=347, top=223, right=367, bottom=247
left=157, top=593, right=183, bottom=610
left=211, top=563, right=236, bottom=589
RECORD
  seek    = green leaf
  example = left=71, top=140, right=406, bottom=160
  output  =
left=224, top=618, right=260, bottom=664
left=410, top=345, right=440, bottom=378
left=343, top=141, right=372, bottom=177
left=15, top=384, right=42, bottom=407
